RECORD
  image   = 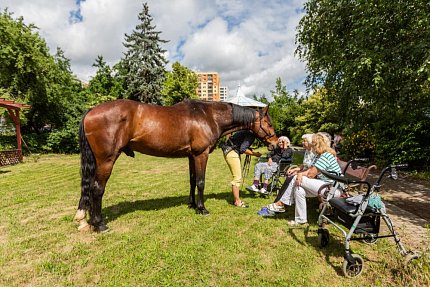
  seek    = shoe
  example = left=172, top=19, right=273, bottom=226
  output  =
left=247, top=185, right=259, bottom=192
left=258, top=187, right=269, bottom=195
left=257, top=207, right=275, bottom=217
left=287, top=220, right=308, bottom=226
left=235, top=201, right=249, bottom=208
left=267, top=203, right=285, bottom=213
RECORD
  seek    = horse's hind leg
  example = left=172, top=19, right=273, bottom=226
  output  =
left=89, top=180, right=108, bottom=232
left=188, top=156, right=197, bottom=209
left=74, top=196, right=91, bottom=231
left=89, top=160, right=115, bottom=232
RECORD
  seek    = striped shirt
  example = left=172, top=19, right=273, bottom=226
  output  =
left=314, top=152, right=341, bottom=182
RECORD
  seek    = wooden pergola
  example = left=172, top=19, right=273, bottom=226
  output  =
left=0, top=98, right=31, bottom=166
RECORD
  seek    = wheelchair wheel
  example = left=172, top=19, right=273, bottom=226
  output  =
left=360, top=233, right=378, bottom=244
left=404, top=251, right=420, bottom=266
left=342, top=254, right=364, bottom=278
left=317, top=228, right=330, bottom=248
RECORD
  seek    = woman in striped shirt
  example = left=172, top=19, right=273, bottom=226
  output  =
left=267, top=133, right=341, bottom=225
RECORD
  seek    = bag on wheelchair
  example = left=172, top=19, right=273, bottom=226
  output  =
left=329, top=196, right=381, bottom=234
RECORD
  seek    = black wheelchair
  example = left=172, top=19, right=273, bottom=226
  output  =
left=246, top=157, right=292, bottom=196
left=267, top=158, right=292, bottom=195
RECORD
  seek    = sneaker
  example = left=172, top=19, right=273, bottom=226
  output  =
left=267, top=203, right=286, bottom=213
left=258, top=187, right=269, bottom=195
left=247, top=185, right=259, bottom=192
left=257, top=207, right=275, bottom=217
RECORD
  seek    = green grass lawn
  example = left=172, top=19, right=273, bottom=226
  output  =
left=0, top=150, right=428, bottom=286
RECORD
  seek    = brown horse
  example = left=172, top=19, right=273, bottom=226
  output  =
left=74, top=99, right=278, bottom=232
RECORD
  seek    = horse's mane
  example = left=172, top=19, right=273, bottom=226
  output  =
left=180, top=100, right=257, bottom=126
left=231, top=104, right=256, bottom=125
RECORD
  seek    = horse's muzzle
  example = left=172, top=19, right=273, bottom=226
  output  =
left=267, top=144, right=275, bottom=151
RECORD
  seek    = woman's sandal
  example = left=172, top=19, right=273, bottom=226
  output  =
left=235, top=201, right=249, bottom=208
left=267, top=203, right=286, bottom=213
left=287, top=220, right=308, bottom=226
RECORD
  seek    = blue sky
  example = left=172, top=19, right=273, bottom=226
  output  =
left=2, top=0, right=307, bottom=98
left=69, top=0, right=84, bottom=23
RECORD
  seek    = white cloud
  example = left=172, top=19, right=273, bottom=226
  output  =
left=181, top=17, right=253, bottom=71
left=1, top=0, right=308, bottom=97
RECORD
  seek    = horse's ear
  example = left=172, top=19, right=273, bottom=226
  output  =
left=262, top=105, right=269, bottom=114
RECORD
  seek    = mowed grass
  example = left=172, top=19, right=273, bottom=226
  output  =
left=0, top=150, right=428, bottom=286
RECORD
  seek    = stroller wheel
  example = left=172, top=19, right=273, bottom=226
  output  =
left=342, top=254, right=364, bottom=278
left=404, top=251, right=420, bottom=266
left=317, top=228, right=330, bottom=248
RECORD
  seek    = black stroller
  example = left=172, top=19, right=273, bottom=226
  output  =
left=317, top=163, right=419, bottom=277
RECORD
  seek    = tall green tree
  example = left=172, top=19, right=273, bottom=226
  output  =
left=291, top=88, right=341, bottom=140
left=0, top=10, right=82, bottom=132
left=122, top=3, right=168, bottom=104
left=267, top=78, right=301, bottom=141
left=0, top=10, right=40, bottom=101
left=161, top=62, right=198, bottom=106
left=83, top=55, right=125, bottom=106
left=296, top=0, right=430, bottom=166
left=37, top=47, right=84, bottom=153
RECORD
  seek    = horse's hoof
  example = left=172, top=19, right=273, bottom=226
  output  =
left=77, top=221, right=91, bottom=232
left=74, top=209, right=86, bottom=222
left=196, top=209, right=210, bottom=216
left=188, top=203, right=197, bottom=209
left=93, top=224, right=109, bottom=233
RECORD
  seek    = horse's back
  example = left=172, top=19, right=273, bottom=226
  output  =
left=83, top=99, right=230, bottom=158
left=128, top=101, right=224, bottom=156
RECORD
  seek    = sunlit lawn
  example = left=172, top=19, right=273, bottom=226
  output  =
left=0, top=150, right=428, bottom=286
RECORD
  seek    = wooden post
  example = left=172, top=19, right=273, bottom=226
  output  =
left=1, top=99, right=30, bottom=164
left=7, top=108, right=22, bottom=161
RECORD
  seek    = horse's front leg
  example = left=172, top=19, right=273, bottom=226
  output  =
left=188, top=156, right=197, bottom=209
left=193, top=153, right=209, bottom=215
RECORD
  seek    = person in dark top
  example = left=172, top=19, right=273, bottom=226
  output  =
left=222, top=130, right=261, bottom=207
left=247, top=136, right=293, bottom=195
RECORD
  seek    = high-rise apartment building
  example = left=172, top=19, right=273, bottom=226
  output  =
left=196, top=72, right=220, bottom=101
left=219, top=86, right=229, bottom=102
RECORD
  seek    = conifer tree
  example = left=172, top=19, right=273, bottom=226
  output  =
left=122, top=3, right=168, bottom=104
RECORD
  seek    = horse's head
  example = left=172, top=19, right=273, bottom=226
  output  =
left=253, top=106, right=278, bottom=150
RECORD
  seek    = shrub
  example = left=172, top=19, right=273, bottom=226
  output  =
left=342, top=129, right=376, bottom=161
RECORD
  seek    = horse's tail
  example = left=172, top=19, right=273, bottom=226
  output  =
left=79, top=111, right=95, bottom=210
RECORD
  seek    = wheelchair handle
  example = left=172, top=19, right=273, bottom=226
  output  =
left=391, top=163, right=408, bottom=169
left=343, top=158, right=370, bottom=172
left=352, top=158, right=369, bottom=163
left=320, top=170, right=371, bottom=189
left=376, top=163, right=408, bottom=185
